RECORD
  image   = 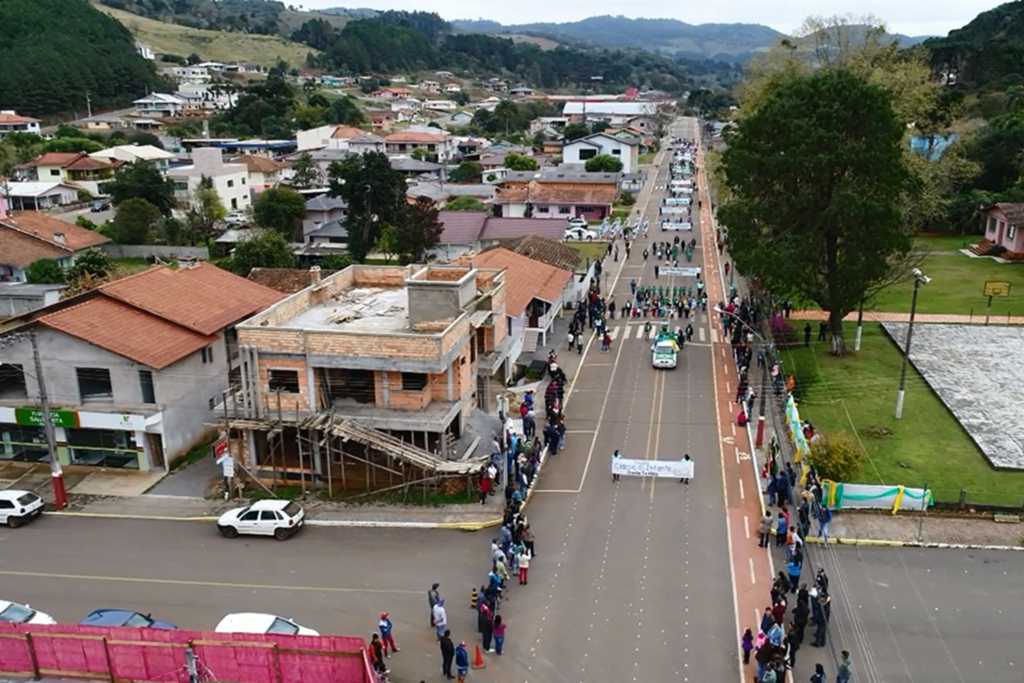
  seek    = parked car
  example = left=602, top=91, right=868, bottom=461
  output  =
left=80, top=609, right=178, bottom=629
left=0, top=600, right=56, bottom=625
left=566, top=216, right=587, bottom=229
left=223, top=211, right=247, bottom=225
left=0, top=490, right=44, bottom=528
left=215, top=612, right=319, bottom=636
left=564, top=226, right=597, bottom=241
left=217, top=499, right=305, bottom=540
left=90, top=199, right=111, bottom=212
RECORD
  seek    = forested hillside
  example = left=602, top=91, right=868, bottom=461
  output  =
left=0, top=0, right=159, bottom=118
left=926, top=0, right=1024, bottom=90
left=295, top=11, right=718, bottom=92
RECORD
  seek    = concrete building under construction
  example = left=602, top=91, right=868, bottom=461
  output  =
left=219, top=264, right=511, bottom=496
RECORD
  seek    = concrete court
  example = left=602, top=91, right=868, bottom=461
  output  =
left=0, top=121, right=740, bottom=683
left=797, top=544, right=1024, bottom=683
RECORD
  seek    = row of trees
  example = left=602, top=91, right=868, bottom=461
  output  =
left=295, top=11, right=694, bottom=94
left=0, top=0, right=162, bottom=117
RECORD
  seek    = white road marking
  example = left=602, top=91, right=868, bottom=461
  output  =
left=743, top=515, right=750, bottom=539
left=712, top=328, right=719, bottom=344
left=739, top=478, right=745, bottom=500
left=749, top=558, right=757, bottom=585
left=608, top=327, right=620, bottom=340
left=698, top=327, right=706, bottom=342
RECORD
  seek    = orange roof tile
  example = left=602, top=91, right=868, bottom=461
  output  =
left=23, top=152, right=82, bottom=168
left=228, top=154, right=290, bottom=174
left=330, top=125, right=366, bottom=139
left=0, top=229, right=71, bottom=269
left=37, top=296, right=218, bottom=369
left=99, top=262, right=285, bottom=335
left=0, top=112, right=39, bottom=124
left=493, top=182, right=616, bottom=206
left=1, top=211, right=110, bottom=251
left=462, top=248, right=572, bottom=316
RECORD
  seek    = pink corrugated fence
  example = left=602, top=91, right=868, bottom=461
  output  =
left=0, top=621, right=373, bottom=683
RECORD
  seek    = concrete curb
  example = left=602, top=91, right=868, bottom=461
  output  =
left=802, top=534, right=1024, bottom=551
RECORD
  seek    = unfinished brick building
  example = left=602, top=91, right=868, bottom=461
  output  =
left=220, top=264, right=510, bottom=496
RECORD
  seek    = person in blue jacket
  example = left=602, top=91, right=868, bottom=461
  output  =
left=455, top=641, right=469, bottom=682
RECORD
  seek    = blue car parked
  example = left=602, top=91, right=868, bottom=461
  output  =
left=80, top=609, right=177, bottom=630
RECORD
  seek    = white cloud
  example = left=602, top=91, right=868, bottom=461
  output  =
left=300, top=0, right=1004, bottom=37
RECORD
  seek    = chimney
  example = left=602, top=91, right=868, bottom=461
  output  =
left=0, top=195, right=7, bottom=220
left=53, top=231, right=65, bottom=245
left=309, top=265, right=322, bottom=284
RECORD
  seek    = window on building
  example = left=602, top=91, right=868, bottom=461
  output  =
left=208, top=396, right=217, bottom=410
left=201, top=346, right=214, bottom=363
left=0, top=363, right=27, bottom=399
left=536, top=205, right=549, bottom=213
left=611, top=148, right=621, bottom=155
left=268, top=369, right=300, bottom=393
left=401, top=372, right=429, bottom=391
left=76, top=367, right=113, bottom=403
left=578, top=149, right=597, bottom=160
left=1010, top=224, right=1017, bottom=240
left=139, top=370, right=155, bottom=404
left=227, top=179, right=234, bottom=188
left=50, top=169, right=60, bottom=177
left=558, top=206, right=571, bottom=214
left=988, top=216, right=997, bottom=233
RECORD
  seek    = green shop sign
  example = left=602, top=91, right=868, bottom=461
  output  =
left=14, top=407, right=79, bottom=429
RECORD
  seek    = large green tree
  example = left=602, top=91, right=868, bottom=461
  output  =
left=104, top=161, right=177, bottom=216
left=719, top=69, right=909, bottom=355
left=448, top=161, right=484, bottom=183
left=229, top=230, right=295, bottom=275
left=395, top=198, right=444, bottom=264
left=290, top=151, right=322, bottom=189
left=110, top=197, right=160, bottom=245
left=584, top=154, right=623, bottom=173
left=25, top=259, right=65, bottom=284
left=504, top=152, right=538, bottom=171
left=327, top=151, right=408, bottom=262
left=252, top=187, right=307, bottom=240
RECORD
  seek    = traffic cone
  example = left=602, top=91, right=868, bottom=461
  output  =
left=472, top=643, right=486, bottom=669
left=470, top=587, right=478, bottom=610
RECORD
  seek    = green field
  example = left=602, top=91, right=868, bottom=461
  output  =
left=638, top=152, right=656, bottom=165
left=913, top=235, right=977, bottom=252
left=779, top=321, right=1024, bottom=505
left=94, top=2, right=317, bottom=66
left=869, top=253, right=1024, bottom=317
left=568, top=240, right=609, bottom=262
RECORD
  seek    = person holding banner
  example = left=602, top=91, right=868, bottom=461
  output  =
left=677, top=454, right=694, bottom=484
left=612, top=449, right=622, bottom=482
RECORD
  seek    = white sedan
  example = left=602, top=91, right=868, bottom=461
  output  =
left=0, top=490, right=44, bottom=528
left=215, top=612, right=319, bottom=636
left=0, top=600, right=56, bottom=625
left=565, top=226, right=598, bottom=241
left=216, top=499, right=305, bottom=540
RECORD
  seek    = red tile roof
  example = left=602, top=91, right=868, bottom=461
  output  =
left=0, top=229, right=71, bottom=269
left=1, top=211, right=110, bottom=253
left=460, top=247, right=572, bottom=316
left=331, top=125, right=366, bottom=139
left=37, top=297, right=218, bottom=370
left=385, top=131, right=448, bottom=143
left=0, top=112, right=39, bottom=124
left=228, top=154, right=290, bottom=174
left=480, top=217, right=568, bottom=241
left=100, top=262, right=285, bottom=335
left=494, top=181, right=617, bottom=206
left=23, top=152, right=112, bottom=171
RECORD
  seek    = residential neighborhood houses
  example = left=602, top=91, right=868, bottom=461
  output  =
left=0, top=75, right=674, bottom=493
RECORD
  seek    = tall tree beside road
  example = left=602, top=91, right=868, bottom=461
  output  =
left=104, top=162, right=177, bottom=216
left=395, top=198, right=444, bottom=264
left=253, top=186, right=307, bottom=240
left=110, top=197, right=161, bottom=245
left=719, top=69, right=909, bottom=355
left=328, top=151, right=408, bottom=262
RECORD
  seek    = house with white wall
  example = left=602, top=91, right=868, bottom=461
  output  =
left=167, top=148, right=250, bottom=212
left=0, top=111, right=41, bottom=136
left=133, top=93, right=188, bottom=118
left=562, top=132, right=640, bottom=174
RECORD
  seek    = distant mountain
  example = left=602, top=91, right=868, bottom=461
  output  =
left=925, top=0, right=1024, bottom=89
left=452, top=15, right=783, bottom=60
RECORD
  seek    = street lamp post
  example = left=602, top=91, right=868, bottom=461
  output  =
left=895, top=269, right=930, bottom=420
left=2, top=330, right=69, bottom=509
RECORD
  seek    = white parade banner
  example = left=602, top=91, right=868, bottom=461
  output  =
left=612, top=457, right=694, bottom=479
left=660, top=266, right=700, bottom=277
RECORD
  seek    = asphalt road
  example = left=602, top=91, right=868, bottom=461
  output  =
left=0, top=120, right=739, bottom=683
left=55, top=205, right=113, bottom=226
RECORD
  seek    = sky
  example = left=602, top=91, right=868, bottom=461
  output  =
left=299, top=0, right=1006, bottom=38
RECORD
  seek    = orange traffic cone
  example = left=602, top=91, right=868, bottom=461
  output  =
left=472, top=643, right=486, bottom=669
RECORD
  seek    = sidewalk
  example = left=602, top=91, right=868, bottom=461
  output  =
left=789, top=309, right=1024, bottom=325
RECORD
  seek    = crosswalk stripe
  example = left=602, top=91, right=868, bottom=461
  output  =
left=712, top=328, right=720, bottom=344
left=698, top=327, right=706, bottom=342
left=608, top=327, right=620, bottom=340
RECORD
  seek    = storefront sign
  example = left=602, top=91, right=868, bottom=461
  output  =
left=611, top=457, right=694, bottom=479
left=14, top=407, right=79, bottom=429
left=212, top=437, right=228, bottom=457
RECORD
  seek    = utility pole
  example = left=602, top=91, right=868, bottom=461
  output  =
left=29, top=330, right=68, bottom=510
left=85, top=91, right=92, bottom=119
left=895, top=269, right=930, bottom=419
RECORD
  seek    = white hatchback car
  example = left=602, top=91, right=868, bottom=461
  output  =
left=564, top=226, right=598, bottom=241
left=217, top=499, right=305, bottom=540
left=0, top=490, right=44, bottom=528
left=215, top=612, right=319, bottom=636
left=0, top=599, right=56, bottom=625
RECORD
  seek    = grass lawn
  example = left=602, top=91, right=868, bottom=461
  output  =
left=568, top=241, right=609, bottom=262
left=94, top=2, right=316, bottom=66
left=913, top=235, right=979, bottom=252
left=779, top=321, right=1024, bottom=505
left=638, top=152, right=656, bottom=164
left=869, top=253, right=1024, bottom=317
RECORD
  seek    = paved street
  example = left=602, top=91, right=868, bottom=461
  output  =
left=54, top=205, right=113, bottom=226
